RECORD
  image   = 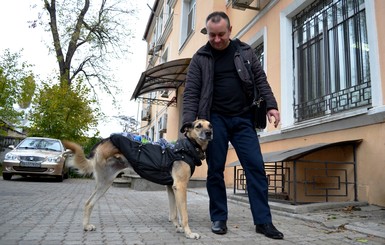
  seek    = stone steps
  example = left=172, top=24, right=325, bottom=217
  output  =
left=112, top=177, right=131, bottom=188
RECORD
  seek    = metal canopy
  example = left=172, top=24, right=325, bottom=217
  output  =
left=228, top=139, right=362, bottom=167
left=131, top=58, right=192, bottom=101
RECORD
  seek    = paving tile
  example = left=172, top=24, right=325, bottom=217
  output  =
left=0, top=178, right=384, bottom=244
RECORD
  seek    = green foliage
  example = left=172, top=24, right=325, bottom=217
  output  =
left=28, top=78, right=101, bottom=141
left=82, top=135, right=103, bottom=156
left=18, top=75, right=36, bottom=109
left=0, top=49, right=36, bottom=126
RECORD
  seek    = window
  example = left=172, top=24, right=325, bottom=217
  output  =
left=165, top=1, right=172, bottom=22
left=150, top=126, right=155, bottom=142
left=161, top=47, right=168, bottom=64
left=180, top=0, right=196, bottom=46
left=156, top=9, right=164, bottom=43
left=254, top=42, right=264, bottom=68
left=160, top=48, right=169, bottom=98
left=187, top=0, right=196, bottom=36
left=293, top=0, right=371, bottom=122
left=255, top=44, right=265, bottom=132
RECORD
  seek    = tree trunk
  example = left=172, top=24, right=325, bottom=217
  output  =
left=44, top=0, right=90, bottom=86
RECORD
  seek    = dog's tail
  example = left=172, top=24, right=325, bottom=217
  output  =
left=62, top=140, right=94, bottom=175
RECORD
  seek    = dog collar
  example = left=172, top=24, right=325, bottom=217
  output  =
left=185, top=136, right=206, bottom=161
left=173, top=138, right=204, bottom=166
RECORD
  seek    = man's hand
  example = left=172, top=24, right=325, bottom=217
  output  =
left=267, top=109, right=280, bottom=128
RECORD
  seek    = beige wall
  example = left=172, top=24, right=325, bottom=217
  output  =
left=261, top=123, right=385, bottom=205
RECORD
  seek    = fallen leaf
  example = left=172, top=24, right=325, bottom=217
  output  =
left=327, top=215, right=337, bottom=220
left=337, top=224, right=346, bottom=231
left=356, top=238, right=368, bottom=243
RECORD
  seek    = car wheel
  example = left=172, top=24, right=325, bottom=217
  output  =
left=63, top=166, right=69, bottom=179
left=3, top=173, right=12, bottom=180
left=56, top=173, right=64, bottom=182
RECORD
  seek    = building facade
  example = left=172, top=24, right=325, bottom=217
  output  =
left=132, top=0, right=385, bottom=207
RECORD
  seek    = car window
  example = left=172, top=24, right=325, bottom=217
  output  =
left=39, top=140, right=62, bottom=151
left=17, top=139, right=62, bottom=152
left=18, top=139, right=39, bottom=149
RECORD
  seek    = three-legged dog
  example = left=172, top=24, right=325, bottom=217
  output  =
left=63, top=119, right=212, bottom=239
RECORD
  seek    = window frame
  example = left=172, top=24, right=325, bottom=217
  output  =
left=179, top=0, right=196, bottom=50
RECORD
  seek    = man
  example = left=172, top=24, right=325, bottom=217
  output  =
left=181, top=11, right=284, bottom=239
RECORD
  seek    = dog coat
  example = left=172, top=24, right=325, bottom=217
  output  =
left=109, top=134, right=202, bottom=186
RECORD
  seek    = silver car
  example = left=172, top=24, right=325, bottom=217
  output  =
left=2, top=137, right=70, bottom=182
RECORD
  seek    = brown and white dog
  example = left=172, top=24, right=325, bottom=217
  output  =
left=63, top=119, right=212, bottom=239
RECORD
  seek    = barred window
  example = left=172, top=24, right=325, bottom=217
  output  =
left=293, top=0, right=371, bottom=122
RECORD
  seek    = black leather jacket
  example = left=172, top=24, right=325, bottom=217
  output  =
left=182, top=39, right=278, bottom=125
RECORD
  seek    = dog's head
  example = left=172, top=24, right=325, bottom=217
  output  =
left=183, top=119, right=213, bottom=150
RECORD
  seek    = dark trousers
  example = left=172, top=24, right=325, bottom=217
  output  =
left=206, top=112, right=272, bottom=224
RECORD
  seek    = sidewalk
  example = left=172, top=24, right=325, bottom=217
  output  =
left=193, top=188, right=385, bottom=240
left=0, top=178, right=384, bottom=245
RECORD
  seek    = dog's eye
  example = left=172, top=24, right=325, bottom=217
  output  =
left=195, top=123, right=202, bottom=128
left=209, top=124, right=213, bottom=129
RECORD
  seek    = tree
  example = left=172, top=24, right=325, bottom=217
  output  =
left=22, top=0, right=141, bottom=139
left=0, top=49, right=36, bottom=126
left=114, top=115, right=139, bottom=133
left=33, top=0, right=137, bottom=97
left=28, top=79, right=100, bottom=140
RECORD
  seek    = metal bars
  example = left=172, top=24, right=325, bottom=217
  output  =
left=292, top=0, right=370, bottom=122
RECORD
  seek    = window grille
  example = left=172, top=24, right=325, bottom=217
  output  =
left=292, top=0, right=371, bottom=122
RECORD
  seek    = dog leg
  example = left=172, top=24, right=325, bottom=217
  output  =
left=83, top=157, right=123, bottom=231
left=166, top=185, right=182, bottom=232
left=83, top=181, right=112, bottom=231
left=172, top=162, right=200, bottom=239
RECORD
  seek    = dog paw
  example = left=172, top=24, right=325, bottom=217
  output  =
left=84, top=224, right=96, bottom=231
left=186, top=232, right=200, bottom=239
left=176, top=226, right=184, bottom=233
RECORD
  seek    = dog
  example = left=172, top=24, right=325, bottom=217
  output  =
left=63, top=119, right=213, bottom=239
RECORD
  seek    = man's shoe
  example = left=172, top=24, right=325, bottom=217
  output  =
left=211, top=221, right=227, bottom=235
left=255, top=223, right=284, bottom=239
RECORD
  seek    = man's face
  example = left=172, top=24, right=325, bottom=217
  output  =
left=206, top=18, right=232, bottom=51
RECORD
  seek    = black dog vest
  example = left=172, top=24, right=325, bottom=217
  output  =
left=109, top=134, right=202, bottom=186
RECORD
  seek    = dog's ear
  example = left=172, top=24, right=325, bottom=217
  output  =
left=180, top=122, right=193, bottom=133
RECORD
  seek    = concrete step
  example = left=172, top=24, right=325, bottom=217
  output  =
left=128, top=174, right=165, bottom=191
left=112, top=177, right=131, bottom=188
left=114, top=173, right=206, bottom=191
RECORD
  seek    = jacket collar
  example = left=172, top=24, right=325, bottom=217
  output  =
left=196, top=41, right=213, bottom=56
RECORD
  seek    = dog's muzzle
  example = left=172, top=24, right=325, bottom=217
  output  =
left=202, top=130, right=213, bottom=140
